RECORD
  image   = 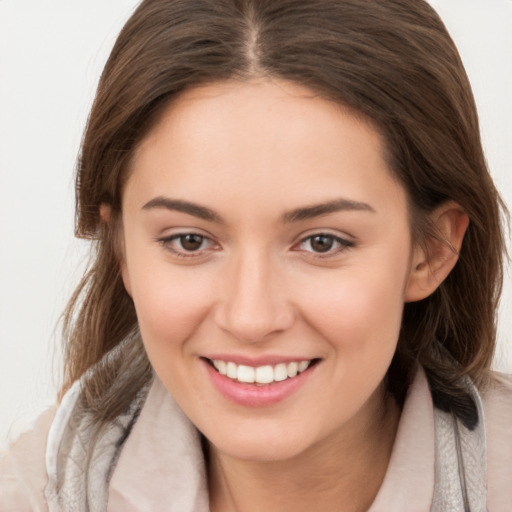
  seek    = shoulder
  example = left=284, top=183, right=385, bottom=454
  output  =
left=0, top=380, right=83, bottom=512
left=0, top=407, right=55, bottom=512
left=480, top=372, right=512, bottom=509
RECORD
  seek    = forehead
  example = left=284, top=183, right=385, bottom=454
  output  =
left=136, top=79, right=383, bottom=166
left=126, top=79, right=407, bottom=221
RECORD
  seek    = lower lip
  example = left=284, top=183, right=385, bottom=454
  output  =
left=202, top=359, right=316, bottom=407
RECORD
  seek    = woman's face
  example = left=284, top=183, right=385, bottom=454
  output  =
left=120, top=79, right=418, bottom=462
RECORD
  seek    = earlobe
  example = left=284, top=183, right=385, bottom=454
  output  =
left=99, top=203, right=112, bottom=224
left=405, top=202, right=469, bottom=302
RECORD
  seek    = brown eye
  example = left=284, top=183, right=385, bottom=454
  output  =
left=297, top=233, right=353, bottom=256
left=309, top=235, right=335, bottom=253
left=179, top=234, right=204, bottom=251
left=158, top=232, right=216, bottom=258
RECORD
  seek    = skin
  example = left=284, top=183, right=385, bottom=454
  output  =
left=118, top=79, right=468, bottom=512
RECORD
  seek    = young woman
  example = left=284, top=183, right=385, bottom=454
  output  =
left=2, top=1, right=511, bottom=510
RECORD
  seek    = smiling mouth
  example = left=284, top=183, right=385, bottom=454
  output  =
left=206, top=358, right=319, bottom=385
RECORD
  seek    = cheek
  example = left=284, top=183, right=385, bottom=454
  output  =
left=295, top=266, right=408, bottom=422
left=126, top=258, right=215, bottom=353
left=298, top=258, right=409, bottom=359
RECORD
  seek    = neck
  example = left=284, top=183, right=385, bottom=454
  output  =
left=208, top=389, right=400, bottom=512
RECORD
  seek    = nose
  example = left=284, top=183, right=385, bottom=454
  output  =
left=213, top=250, right=296, bottom=343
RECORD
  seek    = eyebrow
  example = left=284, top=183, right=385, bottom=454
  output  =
left=142, top=197, right=225, bottom=224
left=282, top=198, right=375, bottom=223
left=142, top=196, right=375, bottom=224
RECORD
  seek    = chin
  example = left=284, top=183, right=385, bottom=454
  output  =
left=203, top=419, right=326, bottom=463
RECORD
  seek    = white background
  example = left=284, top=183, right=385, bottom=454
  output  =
left=1, top=0, right=511, bottom=449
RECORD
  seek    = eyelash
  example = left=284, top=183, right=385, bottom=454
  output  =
left=157, top=233, right=217, bottom=258
left=156, top=232, right=354, bottom=259
left=295, top=233, right=354, bottom=257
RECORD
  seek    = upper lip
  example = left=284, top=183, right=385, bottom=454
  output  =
left=202, top=354, right=318, bottom=367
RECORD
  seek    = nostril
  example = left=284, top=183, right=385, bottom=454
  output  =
left=213, top=299, right=296, bottom=344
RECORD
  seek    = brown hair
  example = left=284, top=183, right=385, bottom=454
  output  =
left=63, top=0, right=506, bottom=429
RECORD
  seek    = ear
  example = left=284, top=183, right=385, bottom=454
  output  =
left=100, top=202, right=133, bottom=297
left=405, top=202, right=469, bottom=302
left=99, top=203, right=112, bottom=224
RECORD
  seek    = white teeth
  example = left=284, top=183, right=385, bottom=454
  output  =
left=226, top=361, right=238, bottom=379
left=237, top=365, right=255, bottom=383
left=211, top=358, right=314, bottom=384
left=213, top=360, right=227, bottom=375
left=287, top=362, right=298, bottom=378
left=274, top=364, right=288, bottom=382
left=255, top=365, right=274, bottom=384
left=298, top=360, right=310, bottom=373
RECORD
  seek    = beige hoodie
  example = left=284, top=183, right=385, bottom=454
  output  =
left=1, top=369, right=511, bottom=511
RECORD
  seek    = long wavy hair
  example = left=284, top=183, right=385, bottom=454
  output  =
left=62, top=0, right=506, bottom=430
